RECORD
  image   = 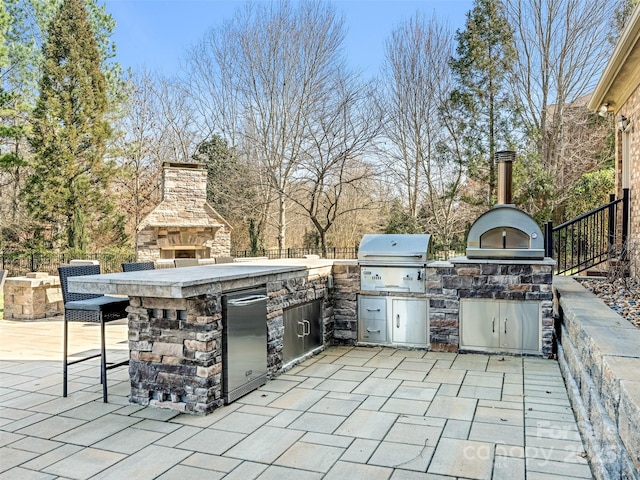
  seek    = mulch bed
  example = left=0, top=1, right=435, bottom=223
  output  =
left=578, top=277, right=640, bottom=328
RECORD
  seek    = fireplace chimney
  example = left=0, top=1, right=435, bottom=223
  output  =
left=495, top=150, right=515, bottom=205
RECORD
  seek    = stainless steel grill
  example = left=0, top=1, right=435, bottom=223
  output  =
left=358, top=234, right=433, bottom=293
left=357, top=234, right=432, bottom=346
left=466, top=151, right=544, bottom=260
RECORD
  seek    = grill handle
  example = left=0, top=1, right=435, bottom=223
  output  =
left=227, top=295, right=268, bottom=307
left=361, top=253, right=423, bottom=258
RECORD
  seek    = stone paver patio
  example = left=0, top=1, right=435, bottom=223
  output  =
left=0, top=317, right=593, bottom=479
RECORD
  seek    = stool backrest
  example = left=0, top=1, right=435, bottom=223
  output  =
left=58, top=265, right=102, bottom=303
left=122, top=261, right=155, bottom=272
left=174, top=258, right=199, bottom=267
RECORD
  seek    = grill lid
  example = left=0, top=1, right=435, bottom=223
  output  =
left=466, top=205, right=544, bottom=259
left=358, top=234, right=433, bottom=265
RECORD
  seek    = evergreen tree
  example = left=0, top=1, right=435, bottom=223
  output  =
left=450, top=0, right=517, bottom=207
left=25, top=0, right=115, bottom=250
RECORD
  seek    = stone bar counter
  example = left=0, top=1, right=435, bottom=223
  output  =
left=68, top=259, right=335, bottom=415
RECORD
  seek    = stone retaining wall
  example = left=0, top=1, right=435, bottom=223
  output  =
left=554, top=276, right=640, bottom=480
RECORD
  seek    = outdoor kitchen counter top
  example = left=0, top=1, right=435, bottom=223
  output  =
left=67, top=258, right=335, bottom=299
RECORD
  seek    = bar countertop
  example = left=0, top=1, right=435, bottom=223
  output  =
left=68, top=259, right=334, bottom=299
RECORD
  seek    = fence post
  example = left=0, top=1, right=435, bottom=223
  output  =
left=544, top=221, right=553, bottom=258
left=608, top=193, right=616, bottom=255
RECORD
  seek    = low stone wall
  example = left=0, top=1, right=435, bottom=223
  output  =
left=3, top=272, right=64, bottom=320
left=554, top=276, right=640, bottom=480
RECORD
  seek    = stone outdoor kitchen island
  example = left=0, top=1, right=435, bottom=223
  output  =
left=68, top=260, right=335, bottom=415
left=69, top=256, right=554, bottom=415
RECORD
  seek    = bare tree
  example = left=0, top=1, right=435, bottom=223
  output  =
left=378, top=13, right=467, bottom=245
left=503, top=0, right=618, bottom=220
left=110, top=70, right=200, bottom=245
left=110, top=70, right=163, bottom=238
left=289, top=76, right=382, bottom=256
left=184, top=0, right=347, bottom=250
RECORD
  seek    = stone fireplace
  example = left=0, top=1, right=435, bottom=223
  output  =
left=136, top=162, right=231, bottom=262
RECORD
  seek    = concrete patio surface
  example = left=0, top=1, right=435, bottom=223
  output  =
left=0, top=317, right=593, bottom=479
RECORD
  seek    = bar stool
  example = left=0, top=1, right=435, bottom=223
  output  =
left=58, top=265, right=129, bottom=402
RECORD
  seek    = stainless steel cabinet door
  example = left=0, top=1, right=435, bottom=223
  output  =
left=460, top=300, right=500, bottom=349
left=283, top=300, right=323, bottom=363
left=460, top=299, right=540, bottom=353
left=391, top=298, right=428, bottom=345
left=501, top=301, right=540, bottom=352
left=303, top=300, right=323, bottom=352
left=358, top=296, right=388, bottom=343
left=283, top=306, right=304, bottom=363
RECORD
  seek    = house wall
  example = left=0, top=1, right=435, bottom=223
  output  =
left=618, top=87, right=640, bottom=267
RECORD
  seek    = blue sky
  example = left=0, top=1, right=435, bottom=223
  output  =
left=105, top=0, right=474, bottom=76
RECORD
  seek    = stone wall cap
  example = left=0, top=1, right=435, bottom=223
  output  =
left=26, top=272, right=50, bottom=278
left=332, top=259, right=358, bottom=265
left=427, top=260, right=454, bottom=268
left=5, top=276, right=60, bottom=287
left=67, top=260, right=332, bottom=298
left=450, top=256, right=556, bottom=266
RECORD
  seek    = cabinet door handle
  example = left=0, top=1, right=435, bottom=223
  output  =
left=367, top=328, right=381, bottom=334
left=504, top=318, right=508, bottom=334
left=366, top=308, right=381, bottom=312
left=396, top=314, right=400, bottom=328
left=303, top=320, right=310, bottom=336
left=492, top=317, right=495, bottom=333
left=297, top=321, right=305, bottom=338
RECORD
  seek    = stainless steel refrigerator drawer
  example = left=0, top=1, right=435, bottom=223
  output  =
left=222, top=287, right=268, bottom=403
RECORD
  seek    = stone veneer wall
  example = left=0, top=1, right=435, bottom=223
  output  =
left=332, top=260, right=359, bottom=344
left=424, top=261, right=460, bottom=351
left=128, top=295, right=220, bottom=414
left=128, top=270, right=333, bottom=414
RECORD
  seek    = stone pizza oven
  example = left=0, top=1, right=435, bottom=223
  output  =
left=136, top=162, right=231, bottom=262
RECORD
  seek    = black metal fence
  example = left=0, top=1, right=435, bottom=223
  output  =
left=232, top=247, right=360, bottom=260
left=233, top=244, right=465, bottom=261
left=2, top=243, right=466, bottom=278
left=0, top=251, right=136, bottom=277
left=545, top=189, right=629, bottom=275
